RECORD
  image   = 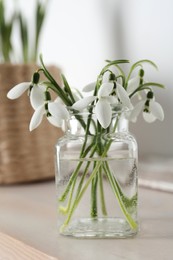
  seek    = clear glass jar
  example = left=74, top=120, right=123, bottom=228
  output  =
left=55, top=106, right=138, bottom=238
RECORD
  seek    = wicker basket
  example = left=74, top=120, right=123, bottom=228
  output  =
left=0, top=64, right=63, bottom=184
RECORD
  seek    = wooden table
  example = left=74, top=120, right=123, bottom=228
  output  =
left=0, top=181, right=173, bottom=260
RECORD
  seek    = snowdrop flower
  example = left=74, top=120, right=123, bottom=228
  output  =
left=83, top=81, right=133, bottom=109
left=72, top=82, right=132, bottom=129
left=94, top=82, right=118, bottom=128
left=129, top=91, right=164, bottom=123
left=7, top=72, right=44, bottom=110
left=29, top=98, right=69, bottom=131
left=127, top=69, right=145, bottom=98
left=7, top=81, right=45, bottom=110
left=7, top=71, right=69, bottom=131
left=143, top=100, right=164, bottom=123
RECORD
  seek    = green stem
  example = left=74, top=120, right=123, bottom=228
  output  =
left=61, top=139, right=113, bottom=228
left=91, top=162, right=98, bottom=218
left=59, top=144, right=97, bottom=214
left=59, top=161, right=83, bottom=202
left=61, top=160, right=103, bottom=230
left=59, top=142, right=96, bottom=202
left=98, top=167, right=107, bottom=216
left=103, top=161, right=137, bottom=229
left=59, top=173, right=78, bottom=214
left=60, top=115, right=138, bottom=231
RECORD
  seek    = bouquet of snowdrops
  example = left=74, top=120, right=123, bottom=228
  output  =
left=7, top=57, right=165, bottom=234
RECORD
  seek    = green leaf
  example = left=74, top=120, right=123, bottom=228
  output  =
left=96, top=60, right=129, bottom=91
left=129, top=82, right=165, bottom=98
left=126, top=59, right=158, bottom=83
left=0, top=0, right=14, bottom=61
left=61, top=74, right=76, bottom=103
left=33, top=0, right=47, bottom=62
left=18, top=13, right=28, bottom=63
left=139, top=82, right=165, bottom=89
left=131, top=59, right=158, bottom=70
left=100, top=59, right=129, bottom=75
left=39, top=55, right=73, bottom=106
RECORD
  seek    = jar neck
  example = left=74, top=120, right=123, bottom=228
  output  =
left=65, top=111, right=129, bottom=136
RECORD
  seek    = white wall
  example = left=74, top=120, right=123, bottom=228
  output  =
left=6, top=0, right=173, bottom=158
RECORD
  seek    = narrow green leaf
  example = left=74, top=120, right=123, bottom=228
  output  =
left=101, top=59, right=129, bottom=75
left=132, top=59, right=158, bottom=70
left=126, top=59, right=158, bottom=83
left=18, top=13, right=28, bottom=63
left=33, top=0, right=47, bottom=62
left=61, top=74, right=76, bottom=103
left=139, top=82, right=165, bottom=90
left=129, top=82, right=165, bottom=98
left=39, top=55, right=73, bottom=106
left=97, top=60, right=128, bottom=90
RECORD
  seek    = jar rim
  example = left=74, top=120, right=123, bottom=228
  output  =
left=67, top=104, right=130, bottom=116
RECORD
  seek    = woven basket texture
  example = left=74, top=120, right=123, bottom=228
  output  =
left=0, top=64, right=63, bottom=184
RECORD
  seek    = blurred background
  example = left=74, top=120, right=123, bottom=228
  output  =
left=2, top=0, right=173, bottom=164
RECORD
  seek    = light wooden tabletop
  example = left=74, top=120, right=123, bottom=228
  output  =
left=0, top=181, right=173, bottom=260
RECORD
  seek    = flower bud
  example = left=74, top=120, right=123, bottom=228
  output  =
left=44, top=91, right=51, bottom=101
left=32, top=72, right=40, bottom=84
left=139, top=69, right=144, bottom=78
left=109, top=73, right=116, bottom=81
left=147, top=91, right=154, bottom=99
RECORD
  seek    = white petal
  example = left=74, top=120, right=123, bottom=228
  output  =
left=82, top=82, right=96, bottom=92
left=54, top=97, right=63, bottom=104
left=29, top=105, right=45, bottom=131
left=106, top=96, right=118, bottom=105
left=71, top=88, right=83, bottom=100
left=72, top=96, right=96, bottom=110
left=48, top=102, right=69, bottom=120
left=150, top=100, right=164, bottom=121
left=128, top=100, right=145, bottom=122
left=7, top=82, right=30, bottom=99
left=127, top=76, right=140, bottom=94
left=30, top=85, right=45, bottom=109
left=143, top=111, right=156, bottom=123
left=95, top=100, right=112, bottom=129
left=98, top=82, right=113, bottom=98
left=47, top=116, right=62, bottom=128
left=116, top=83, right=133, bottom=109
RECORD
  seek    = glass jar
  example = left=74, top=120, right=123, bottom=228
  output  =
left=55, top=106, right=138, bottom=238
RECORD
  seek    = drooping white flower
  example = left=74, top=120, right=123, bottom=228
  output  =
left=143, top=100, right=164, bottom=123
left=30, top=95, right=69, bottom=131
left=129, top=99, right=164, bottom=123
left=72, top=81, right=132, bottom=128
left=95, top=82, right=116, bottom=128
left=95, top=82, right=133, bottom=127
left=28, top=85, right=69, bottom=131
left=29, top=100, right=69, bottom=131
left=7, top=80, right=47, bottom=110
